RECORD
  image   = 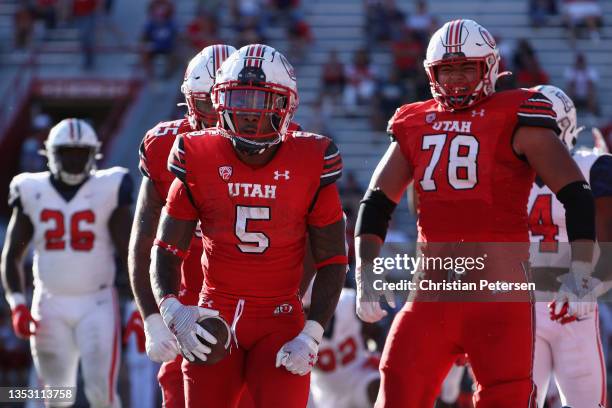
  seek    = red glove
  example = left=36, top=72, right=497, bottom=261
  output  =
left=123, top=310, right=146, bottom=353
left=11, top=304, right=38, bottom=339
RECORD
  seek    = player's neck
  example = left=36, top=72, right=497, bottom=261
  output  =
left=234, top=144, right=280, bottom=167
left=49, top=174, right=88, bottom=201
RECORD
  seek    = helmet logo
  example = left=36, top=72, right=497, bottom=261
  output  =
left=238, top=66, right=266, bottom=84
left=219, top=165, right=233, bottom=182
left=554, top=90, right=573, bottom=113
left=479, top=27, right=496, bottom=49
left=278, top=53, right=296, bottom=82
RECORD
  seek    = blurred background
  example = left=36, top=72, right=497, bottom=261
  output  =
left=0, top=0, right=610, bottom=407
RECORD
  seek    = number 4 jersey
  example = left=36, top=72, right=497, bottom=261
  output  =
left=528, top=148, right=612, bottom=267
left=165, top=129, right=344, bottom=299
left=8, top=168, right=132, bottom=295
left=388, top=89, right=560, bottom=243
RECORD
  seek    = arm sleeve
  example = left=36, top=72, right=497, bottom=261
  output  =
left=320, top=140, right=342, bottom=188
left=164, top=178, right=199, bottom=221
left=516, top=92, right=561, bottom=134
left=118, top=172, right=134, bottom=206
left=308, top=183, right=344, bottom=227
left=590, top=155, right=612, bottom=199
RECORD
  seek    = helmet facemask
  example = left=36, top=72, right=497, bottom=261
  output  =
left=46, top=146, right=99, bottom=186
left=185, top=91, right=216, bottom=130
left=426, top=56, right=494, bottom=110
left=213, top=81, right=295, bottom=155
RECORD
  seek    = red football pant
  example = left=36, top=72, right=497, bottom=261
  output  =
left=376, top=301, right=536, bottom=408
left=183, top=294, right=309, bottom=408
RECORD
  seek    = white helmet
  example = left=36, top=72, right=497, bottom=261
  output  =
left=181, top=44, right=237, bottom=130
left=43, top=118, right=101, bottom=185
left=532, top=85, right=581, bottom=149
left=424, top=19, right=501, bottom=110
left=212, top=44, right=299, bottom=154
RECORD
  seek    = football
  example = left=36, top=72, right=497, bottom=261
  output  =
left=186, top=315, right=231, bottom=365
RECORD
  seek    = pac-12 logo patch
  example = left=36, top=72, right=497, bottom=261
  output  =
left=219, top=166, right=233, bottom=181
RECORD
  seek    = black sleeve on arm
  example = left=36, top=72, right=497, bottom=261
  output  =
left=118, top=172, right=134, bottom=207
left=556, top=180, right=596, bottom=241
left=355, top=188, right=397, bottom=241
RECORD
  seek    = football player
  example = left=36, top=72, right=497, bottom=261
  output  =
left=1, top=118, right=133, bottom=408
left=528, top=85, right=612, bottom=408
left=354, top=19, right=597, bottom=407
left=129, top=44, right=236, bottom=408
left=150, top=44, right=347, bottom=408
left=304, top=282, right=381, bottom=408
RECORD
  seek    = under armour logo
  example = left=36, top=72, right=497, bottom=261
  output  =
left=471, top=109, right=485, bottom=117
left=274, top=170, right=290, bottom=180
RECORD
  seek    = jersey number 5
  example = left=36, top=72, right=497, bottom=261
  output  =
left=420, top=134, right=479, bottom=191
left=41, top=209, right=96, bottom=251
left=235, top=205, right=270, bottom=254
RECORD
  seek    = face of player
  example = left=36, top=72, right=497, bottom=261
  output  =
left=193, top=94, right=216, bottom=128
left=53, top=147, right=91, bottom=176
left=436, top=61, right=481, bottom=96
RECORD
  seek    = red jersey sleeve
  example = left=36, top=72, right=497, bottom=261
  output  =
left=165, top=178, right=198, bottom=221
left=516, top=91, right=561, bottom=134
left=320, top=139, right=342, bottom=187
left=308, top=183, right=343, bottom=227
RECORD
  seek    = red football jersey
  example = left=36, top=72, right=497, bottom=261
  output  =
left=139, top=118, right=203, bottom=300
left=165, top=129, right=343, bottom=299
left=388, top=89, right=560, bottom=243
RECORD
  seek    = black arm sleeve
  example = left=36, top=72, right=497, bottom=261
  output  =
left=355, top=189, right=397, bottom=241
left=556, top=181, right=596, bottom=241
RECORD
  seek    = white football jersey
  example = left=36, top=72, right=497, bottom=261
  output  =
left=527, top=149, right=603, bottom=268
left=10, top=167, right=129, bottom=295
left=312, top=288, right=370, bottom=391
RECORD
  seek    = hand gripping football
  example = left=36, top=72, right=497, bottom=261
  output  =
left=188, top=315, right=231, bottom=365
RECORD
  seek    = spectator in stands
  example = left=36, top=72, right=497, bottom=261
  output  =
left=512, top=38, right=536, bottom=72
left=372, top=68, right=409, bottom=130
left=268, top=0, right=300, bottom=23
left=287, top=12, right=313, bottom=63
left=515, top=54, right=549, bottom=88
left=320, top=49, right=346, bottom=110
left=343, top=48, right=378, bottom=115
left=232, top=0, right=267, bottom=47
left=141, top=2, right=178, bottom=78
left=13, top=4, right=34, bottom=50
left=565, top=52, right=600, bottom=116
left=364, top=0, right=405, bottom=45
left=31, top=0, right=58, bottom=31
left=406, top=0, right=436, bottom=44
left=529, top=0, right=557, bottom=27
left=148, top=0, right=174, bottom=20
left=340, top=171, right=364, bottom=220
left=391, top=27, right=424, bottom=80
left=71, top=0, right=100, bottom=70
left=185, top=11, right=220, bottom=52
left=561, top=0, right=603, bottom=42
left=196, top=0, right=223, bottom=21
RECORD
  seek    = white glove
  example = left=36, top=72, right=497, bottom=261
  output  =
left=143, top=313, right=180, bottom=362
left=158, top=296, right=219, bottom=362
left=356, top=263, right=396, bottom=323
left=550, top=261, right=600, bottom=323
left=275, top=320, right=323, bottom=376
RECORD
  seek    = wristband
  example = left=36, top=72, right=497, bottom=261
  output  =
left=154, top=238, right=187, bottom=259
left=315, top=255, right=349, bottom=270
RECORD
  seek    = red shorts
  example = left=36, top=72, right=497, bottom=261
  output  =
left=182, top=292, right=309, bottom=408
left=159, top=355, right=184, bottom=408
left=376, top=301, right=536, bottom=408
